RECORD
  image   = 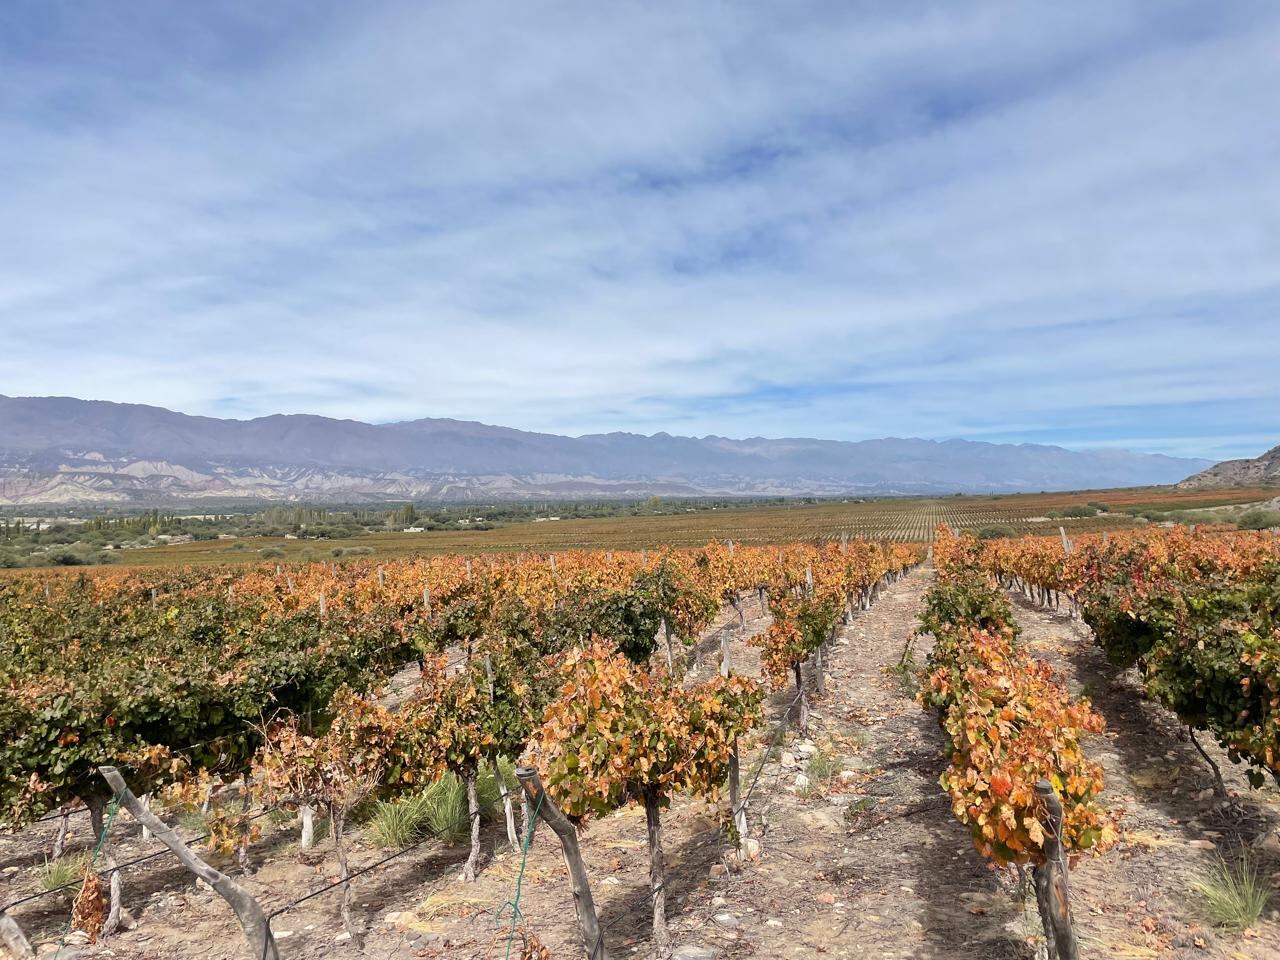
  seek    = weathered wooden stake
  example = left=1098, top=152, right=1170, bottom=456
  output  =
left=1033, top=780, right=1079, bottom=960
left=516, top=768, right=609, bottom=960
left=98, top=767, right=277, bottom=960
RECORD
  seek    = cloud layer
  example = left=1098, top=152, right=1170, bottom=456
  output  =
left=1, top=1, right=1277, bottom=459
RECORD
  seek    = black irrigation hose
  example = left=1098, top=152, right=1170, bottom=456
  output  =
left=33, top=805, right=89, bottom=824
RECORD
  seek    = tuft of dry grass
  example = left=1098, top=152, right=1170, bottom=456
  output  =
left=1192, top=853, right=1269, bottom=931
left=36, top=852, right=90, bottom=893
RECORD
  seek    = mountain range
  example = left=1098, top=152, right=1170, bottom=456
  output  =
left=0, top=395, right=1215, bottom=505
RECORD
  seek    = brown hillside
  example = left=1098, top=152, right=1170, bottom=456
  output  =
left=1178, top=442, right=1280, bottom=488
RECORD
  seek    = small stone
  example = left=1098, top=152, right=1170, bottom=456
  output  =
left=711, top=896, right=727, bottom=907
left=710, top=863, right=729, bottom=878
left=1188, top=839, right=1216, bottom=850
left=713, top=913, right=740, bottom=929
left=604, top=876, right=621, bottom=885
left=383, top=911, right=402, bottom=924
left=780, top=752, right=797, bottom=768
left=765, top=918, right=783, bottom=928
left=816, top=892, right=836, bottom=906
left=672, top=948, right=720, bottom=960
left=275, top=930, right=294, bottom=940
left=793, top=774, right=810, bottom=790
left=796, top=743, right=818, bottom=757
left=742, top=838, right=762, bottom=862
left=334, top=932, right=352, bottom=943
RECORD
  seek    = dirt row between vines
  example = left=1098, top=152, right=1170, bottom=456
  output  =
left=7, top=567, right=1279, bottom=959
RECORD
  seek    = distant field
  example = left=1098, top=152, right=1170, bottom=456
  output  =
left=113, top=486, right=1275, bottom=567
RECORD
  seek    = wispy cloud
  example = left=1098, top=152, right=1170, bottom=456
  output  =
left=0, top=1, right=1276, bottom=459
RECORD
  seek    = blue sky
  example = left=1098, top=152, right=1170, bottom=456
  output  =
left=1, top=1, right=1277, bottom=461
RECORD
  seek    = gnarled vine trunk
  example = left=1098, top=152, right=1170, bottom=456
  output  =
left=84, top=794, right=124, bottom=938
left=644, top=789, right=671, bottom=958
left=463, top=768, right=481, bottom=882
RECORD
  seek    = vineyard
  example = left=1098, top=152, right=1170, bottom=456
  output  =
left=3, top=527, right=1279, bottom=959
left=102, top=486, right=1279, bottom=568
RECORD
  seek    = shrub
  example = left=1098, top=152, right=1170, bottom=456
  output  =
left=1237, top=509, right=1280, bottom=531
left=330, top=545, right=376, bottom=558
left=976, top=525, right=1017, bottom=540
left=47, top=551, right=89, bottom=566
left=1047, top=506, right=1097, bottom=519
left=259, top=547, right=286, bottom=559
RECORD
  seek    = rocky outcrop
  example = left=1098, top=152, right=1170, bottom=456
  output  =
left=1177, top=444, right=1280, bottom=489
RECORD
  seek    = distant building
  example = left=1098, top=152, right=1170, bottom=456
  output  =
left=403, top=526, right=425, bottom=533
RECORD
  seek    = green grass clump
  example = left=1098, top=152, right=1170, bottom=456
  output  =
left=408, top=768, right=504, bottom=845
left=806, top=748, right=839, bottom=783
left=1192, top=854, right=1269, bottom=931
left=368, top=795, right=432, bottom=849
left=37, top=852, right=89, bottom=893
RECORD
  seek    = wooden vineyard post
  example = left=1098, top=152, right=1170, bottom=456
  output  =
left=1033, top=780, right=1079, bottom=960
left=98, top=767, right=278, bottom=960
left=515, top=768, right=609, bottom=960
left=721, top=629, right=747, bottom=845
